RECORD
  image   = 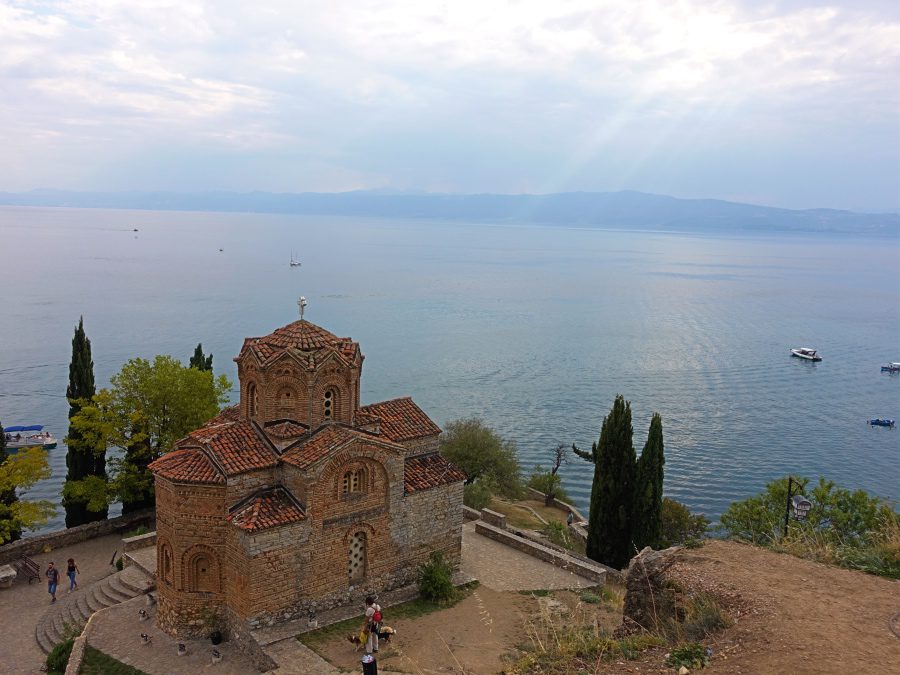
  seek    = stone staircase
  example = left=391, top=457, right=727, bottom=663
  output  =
left=35, top=565, right=155, bottom=654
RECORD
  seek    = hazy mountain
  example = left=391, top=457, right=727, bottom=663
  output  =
left=1, top=189, right=897, bottom=236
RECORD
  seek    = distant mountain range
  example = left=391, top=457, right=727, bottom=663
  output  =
left=1, top=189, right=897, bottom=236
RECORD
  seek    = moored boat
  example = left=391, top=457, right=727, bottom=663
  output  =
left=867, top=418, right=895, bottom=428
left=791, top=347, right=822, bottom=361
left=3, top=425, right=57, bottom=450
left=881, top=362, right=900, bottom=373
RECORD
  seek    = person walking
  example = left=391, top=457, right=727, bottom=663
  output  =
left=66, top=558, right=80, bottom=592
left=362, top=595, right=382, bottom=655
left=46, top=562, right=59, bottom=603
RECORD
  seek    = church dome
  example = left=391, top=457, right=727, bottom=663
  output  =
left=237, top=319, right=361, bottom=365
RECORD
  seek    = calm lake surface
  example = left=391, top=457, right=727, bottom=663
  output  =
left=1, top=206, right=898, bottom=534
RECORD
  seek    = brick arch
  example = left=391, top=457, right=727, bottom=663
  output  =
left=335, top=459, right=374, bottom=499
left=312, top=367, right=355, bottom=424
left=319, top=450, right=388, bottom=490
left=157, top=536, right=174, bottom=586
left=181, top=544, right=221, bottom=593
left=243, top=379, right=259, bottom=418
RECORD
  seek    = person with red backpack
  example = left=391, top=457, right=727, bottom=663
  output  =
left=362, top=595, right=382, bottom=654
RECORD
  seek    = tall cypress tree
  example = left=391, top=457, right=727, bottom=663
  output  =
left=189, top=343, right=213, bottom=371
left=0, top=420, right=22, bottom=542
left=574, top=395, right=637, bottom=569
left=634, top=413, right=665, bottom=550
left=64, top=317, right=107, bottom=526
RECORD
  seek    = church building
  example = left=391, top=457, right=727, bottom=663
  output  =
left=148, top=310, right=466, bottom=639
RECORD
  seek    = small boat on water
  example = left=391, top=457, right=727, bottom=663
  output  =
left=867, top=418, right=895, bottom=428
left=290, top=251, right=302, bottom=267
left=881, top=362, right=900, bottom=373
left=3, top=425, right=57, bottom=450
left=791, top=347, right=822, bottom=361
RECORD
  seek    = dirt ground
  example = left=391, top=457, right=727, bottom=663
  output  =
left=307, top=540, right=899, bottom=675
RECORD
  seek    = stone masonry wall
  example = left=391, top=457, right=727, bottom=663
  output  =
left=401, top=434, right=440, bottom=458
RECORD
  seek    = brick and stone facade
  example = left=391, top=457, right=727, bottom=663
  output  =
left=149, top=318, right=465, bottom=639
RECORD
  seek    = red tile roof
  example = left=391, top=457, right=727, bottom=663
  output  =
left=238, top=320, right=361, bottom=366
left=282, top=424, right=404, bottom=470
left=359, top=397, right=442, bottom=442
left=165, top=409, right=278, bottom=477
left=149, top=448, right=225, bottom=485
left=262, top=419, right=308, bottom=440
left=404, top=453, right=467, bottom=493
left=227, top=488, right=305, bottom=532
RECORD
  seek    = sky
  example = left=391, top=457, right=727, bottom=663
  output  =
left=1, top=0, right=898, bottom=211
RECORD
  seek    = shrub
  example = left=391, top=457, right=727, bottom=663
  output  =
left=440, top=418, right=522, bottom=498
left=527, top=465, right=570, bottom=504
left=579, top=591, right=600, bottom=604
left=682, top=593, right=731, bottom=641
left=115, top=556, right=124, bottom=571
left=418, top=550, right=455, bottom=603
left=463, top=479, right=494, bottom=511
left=542, top=520, right=581, bottom=552
left=666, top=643, right=709, bottom=669
left=46, top=638, right=74, bottom=674
left=659, top=498, right=709, bottom=548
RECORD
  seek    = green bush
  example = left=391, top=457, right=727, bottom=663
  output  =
left=46, top=638, right=74, bottom=674
left=527, top=465, right=570, bottom=504
left=666, top=643, right=709, bottom=669
left=463, top=478, right=494, bottom=510
left=579, top=591, right=601, bottom=604
left=659, top=498, right=709, bottom=548
left=440, top=418, right=522, bottom=498
left=115, top=556, right=124, bottom=571
left=418, top=550, right=455, bottom=603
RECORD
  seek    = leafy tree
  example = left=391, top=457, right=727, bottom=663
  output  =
left=189, top=343, right=213, bottom=371
left=658, top=498, right=709, bottom=548
left=463, top=478, right=494, bottom=511
left=633, top=413, right=664, bottom=550
left=63, top=317, right=107, bottom=527
left=574, top=395, right=637, bottom=568
left=0, top=444, right=55, bottom=544
left=440, top=418, right=521, bottom=499
left=66, top=355, right=231, bottom=514
left=528, top=464, right=571, bottom=505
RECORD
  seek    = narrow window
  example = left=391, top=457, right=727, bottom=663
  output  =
left=342, top=468, right=367, bottom=495
left=324, top=390, right=334, bottom=419
left=247, top=382, right=257, bottom=417
left=348, top=531, right=367, bottom=581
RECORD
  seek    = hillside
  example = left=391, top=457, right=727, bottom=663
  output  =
left=1, top=189, right=897, bottom=235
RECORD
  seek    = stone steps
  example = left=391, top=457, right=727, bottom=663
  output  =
left=34, top=566, right=155, bottom=654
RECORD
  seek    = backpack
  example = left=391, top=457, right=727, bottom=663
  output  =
left=371, top=606, right=383, bottom=625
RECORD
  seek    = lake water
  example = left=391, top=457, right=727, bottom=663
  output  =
left=1, top=206, right=898, bottom=534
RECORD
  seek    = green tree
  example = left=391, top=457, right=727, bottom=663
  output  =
left=189, top=343, right=213, bottom=371
left=63, top=317, right=107, bottom=527
left=0, top=443, right=55, bottom=544
left=658, top=498, right=709, bottom=548
left=66, top=355, right=231, bottom=514
left=633, top=412, right=664, bottom=550
left=440, top=418, right=521, bottom=499
left=574, top=394, right=637, bottom=569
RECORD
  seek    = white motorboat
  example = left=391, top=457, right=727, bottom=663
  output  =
left=791, top=347, right=822, bottom=361
left=4, top=425, right=57, bottom=450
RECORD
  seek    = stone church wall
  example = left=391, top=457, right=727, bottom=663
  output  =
left=401, top=434, right=440, bottom=457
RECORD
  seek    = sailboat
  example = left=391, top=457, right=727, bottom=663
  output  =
left=290, top=251, right=302, bottom=267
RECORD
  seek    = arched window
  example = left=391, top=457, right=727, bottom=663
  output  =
left=348, top=531, right=367, bottom=582
left=247, top=382, right=257, bottom=417
left=323, top=389, right=335, bottom=419
left=161, top=544, right=173, bottom=585
left=342, top=467, right=367, bottom=495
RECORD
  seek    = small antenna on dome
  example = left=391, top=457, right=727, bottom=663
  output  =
left=298, top=296, right=308, bottom=320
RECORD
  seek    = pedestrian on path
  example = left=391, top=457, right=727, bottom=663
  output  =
left=362, top=595, right=382, bottom=655
left=46, top=561, right=59, bottom=603
left=66, top=558, right=80, bottom=592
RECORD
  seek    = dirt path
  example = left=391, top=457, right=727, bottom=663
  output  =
left=674, top=540, right=900, bottom=675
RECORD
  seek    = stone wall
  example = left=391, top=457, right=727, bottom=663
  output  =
left=0, top=509, right=154, bottom=565
left=401, top=434, right=440, bottom=458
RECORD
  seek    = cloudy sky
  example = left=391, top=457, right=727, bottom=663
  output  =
left=1, top=1, right=898, bottom=210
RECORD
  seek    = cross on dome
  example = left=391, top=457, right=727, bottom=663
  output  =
left=298, top=296, right=308, bottom=320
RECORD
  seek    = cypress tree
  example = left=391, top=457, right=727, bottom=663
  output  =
left=189, top=343, right=213, bottom=371
left=63, top=317, right=107, bottom=526
left=0, top=419, right=22, bottom=542
left=575, top=395, right=637, bottom=569
left=634, top=413, right=665, bottom=550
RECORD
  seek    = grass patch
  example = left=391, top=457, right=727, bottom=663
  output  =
left=666, top=642, right=710, bottom=669
left=518, top=588, right=552, bottom=597
left=80, top=646, right=148, bottom=675
left=299, top=582, right=478, bottom=650
left=542, top=521, right=586, bottom=555
left=579, top=591, right=600, bottom=604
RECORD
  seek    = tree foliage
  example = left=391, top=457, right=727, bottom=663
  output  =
left=0, top=444, right=55, bottom=544
left=64, top=316, right=107, bottom=527
left=0, top=420, right=19, bottom=542
left=528, top=464, right=571, bottom=505
left=440, top=418, right=521, bottom=499
left=633, top=413, right=665, bottom=550
left=575, top=396, right=670, bottom=569
left=658, top=498, right=709, bottom=548
left=66, top=355, right=231, bottom=514
left=189, top=343, right=213, bottom=371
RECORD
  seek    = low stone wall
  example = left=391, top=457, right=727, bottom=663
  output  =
left=65, top=607, right=101, bottom=675
left=0, top=510, right=155, bottom=565
left=123, top=531, right=157, bottom=552
left=480, top=508, right=507, bottom=529
left=474, top=520, right=607, bottom=584
left=462, top=505, right=481, bottom=521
